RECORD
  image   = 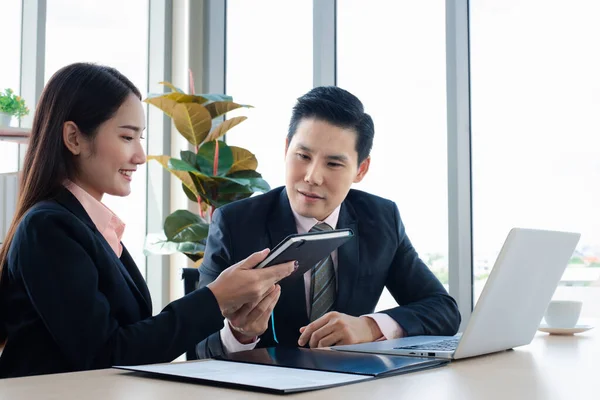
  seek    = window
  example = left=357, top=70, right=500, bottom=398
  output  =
left=0, top=0, right=22, bottom=173
left=471, top=0, right=600, bottom=320
left=337, top=1, right=448, bottom=310
left=45, top=0, right=150, bottom=273
left=225, top=0, right=313, bottom=188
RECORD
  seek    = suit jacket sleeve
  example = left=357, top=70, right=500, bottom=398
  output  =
left=380, top=204, right=461, bottom=336
left=13, top=209, right=224, bottom=369
left=195, top=207, right=232, bottom=358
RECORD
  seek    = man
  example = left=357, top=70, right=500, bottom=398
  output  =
left=196, top=86, right=460, bottom=358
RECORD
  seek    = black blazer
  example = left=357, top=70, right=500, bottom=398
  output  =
left=196, top=187, right=460, bottom=358
left=0, top=189, right=224, bottom=378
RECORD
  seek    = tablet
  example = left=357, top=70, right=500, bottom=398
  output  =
left=255, top=228, right=354, bottom=276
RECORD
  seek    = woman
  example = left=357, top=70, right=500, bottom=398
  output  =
left=0, top=63, right=294, bottom=378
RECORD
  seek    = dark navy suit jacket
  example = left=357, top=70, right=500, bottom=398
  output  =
left=0, top=189, right=224, bottom=378
left=196, top=187, right=460, bottom=358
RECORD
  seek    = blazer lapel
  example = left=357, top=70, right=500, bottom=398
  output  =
left=268, top=190, right=310, bottom=339
left=55, top=188, right=151, bottom=316
left=335, top=199, right=360, bottom=314
left=119, top=246, right=152, bottom=315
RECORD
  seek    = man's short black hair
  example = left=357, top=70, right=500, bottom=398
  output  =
left=287, top=86, right=374, bottom=164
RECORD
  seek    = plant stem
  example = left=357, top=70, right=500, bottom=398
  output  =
left=189, top=68, right=196, bottom=95
left=197, top=196, right=205, bottom=218
left=213, top=140, right=219, bottom=176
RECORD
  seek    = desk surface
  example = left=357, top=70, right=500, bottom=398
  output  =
left=0, top=330, right=597, bottom=399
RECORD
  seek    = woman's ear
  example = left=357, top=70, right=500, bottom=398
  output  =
left=63, top=121, right=82, bottom=155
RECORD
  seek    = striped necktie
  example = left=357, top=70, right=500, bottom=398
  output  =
left=309, top=222, right=336, bottom=322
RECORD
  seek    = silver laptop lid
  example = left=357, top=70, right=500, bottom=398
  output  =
left=454, top=228, right=580, bottom=359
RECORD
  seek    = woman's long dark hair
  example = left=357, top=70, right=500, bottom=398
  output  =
left=0, top=62, right=141, bottom=284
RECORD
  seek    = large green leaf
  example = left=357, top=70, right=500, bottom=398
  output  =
left=196, top=141, right=234, bottom=176
left=144, top=96, right=179, bottom=118
left=180, top=150, right=198, bottom=169
left=213, top=170, right=262, bottom=195
left=205, top=116, right=248, bottom=142
left=210, top=171, right=268, bottom=207
left=228, top=146, right=258, bottom=173
left=148, top=155, right=198, bottom=197
left=164, top=92, right=208, bottom=104
left=189, top=173, right=214, bottom=204
left=164, top=210, right=209, bottom=243
left=216, top=174, right=271, bottom=193
left=182, top=182, right=198, bottom=202
left=168, top=158, right=200, bottom=173
left=190, top=169, right=269, bottom=207
left=172, top=103, right=212, bottom=147
left=204, top=101, right=251, bottom=119
left=144, top=233, right=206, bottom=255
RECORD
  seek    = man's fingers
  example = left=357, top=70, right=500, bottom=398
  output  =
left=256, top=260, right=296, bottom=285
left=316, top=330, right=344, bottom=348
left=308, top=323, right=337, bottom=348
left=234, top=248, right=270, bottom=270
left=298, top=314, right=331, bottom=346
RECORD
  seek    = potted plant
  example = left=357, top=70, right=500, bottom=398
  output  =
left=143, top=80, right=270, bottom=267
left=0, top=88, right=29, bottom=126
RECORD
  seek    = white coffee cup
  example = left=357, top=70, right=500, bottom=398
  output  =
left=544, top=300, right=582, bottom=328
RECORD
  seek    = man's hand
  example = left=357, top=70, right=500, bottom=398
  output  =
left=297, top=312, right=383, bottom=348
left=225, top=285, right=281, bottom=344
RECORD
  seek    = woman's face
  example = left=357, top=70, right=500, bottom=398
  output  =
left=65, top=94, right=146, bottom=201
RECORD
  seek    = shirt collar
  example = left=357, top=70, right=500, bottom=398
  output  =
left=291, top=205, right=341, bottom=234
left=64, top=180, right=125, bottom=246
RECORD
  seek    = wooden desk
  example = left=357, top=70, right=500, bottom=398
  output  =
left=0, top=330, right=597, bottom=399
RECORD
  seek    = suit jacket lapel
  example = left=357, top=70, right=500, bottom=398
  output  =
left=54, top=188, right=151, bottom=316
left=335, top=199, right=360, bottom=314
left=268, top=190, right=310, bottom=341
left=119, top=246, right=152, bottom=315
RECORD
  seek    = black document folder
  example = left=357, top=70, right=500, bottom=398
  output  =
left=116, top=347, right=448, bottom=394
left=219, top=346, right=448, bottom=378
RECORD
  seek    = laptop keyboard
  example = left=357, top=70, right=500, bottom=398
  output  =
left=393, top=338, right=460, bottom=352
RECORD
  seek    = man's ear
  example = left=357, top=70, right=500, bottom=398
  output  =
left=284, top=137, right=290, bottom=158
left=353, top=156, right=371, bottom=183
left=63, top=121, right=82, bottom=156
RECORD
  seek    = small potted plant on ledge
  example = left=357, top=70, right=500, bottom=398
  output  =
left=0, top=88, right=29, bottom=127
left=144, top=80, right=270, bottom=267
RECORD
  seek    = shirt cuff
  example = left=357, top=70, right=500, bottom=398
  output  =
left=219, top=320, right=260, bottom=354
left=363, top=313, right=406, bottom=340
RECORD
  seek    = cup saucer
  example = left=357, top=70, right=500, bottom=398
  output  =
left=538, top=323, right=595, bottom=335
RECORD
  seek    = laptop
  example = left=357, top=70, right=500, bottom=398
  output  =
left=333, top=228, right=580, bottom=360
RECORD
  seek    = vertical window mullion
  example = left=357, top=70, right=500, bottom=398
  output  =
left=446, top=0, right=474, bottom=329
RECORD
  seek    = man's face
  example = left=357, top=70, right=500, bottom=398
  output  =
left=285, top=118, right=370, bottom=221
